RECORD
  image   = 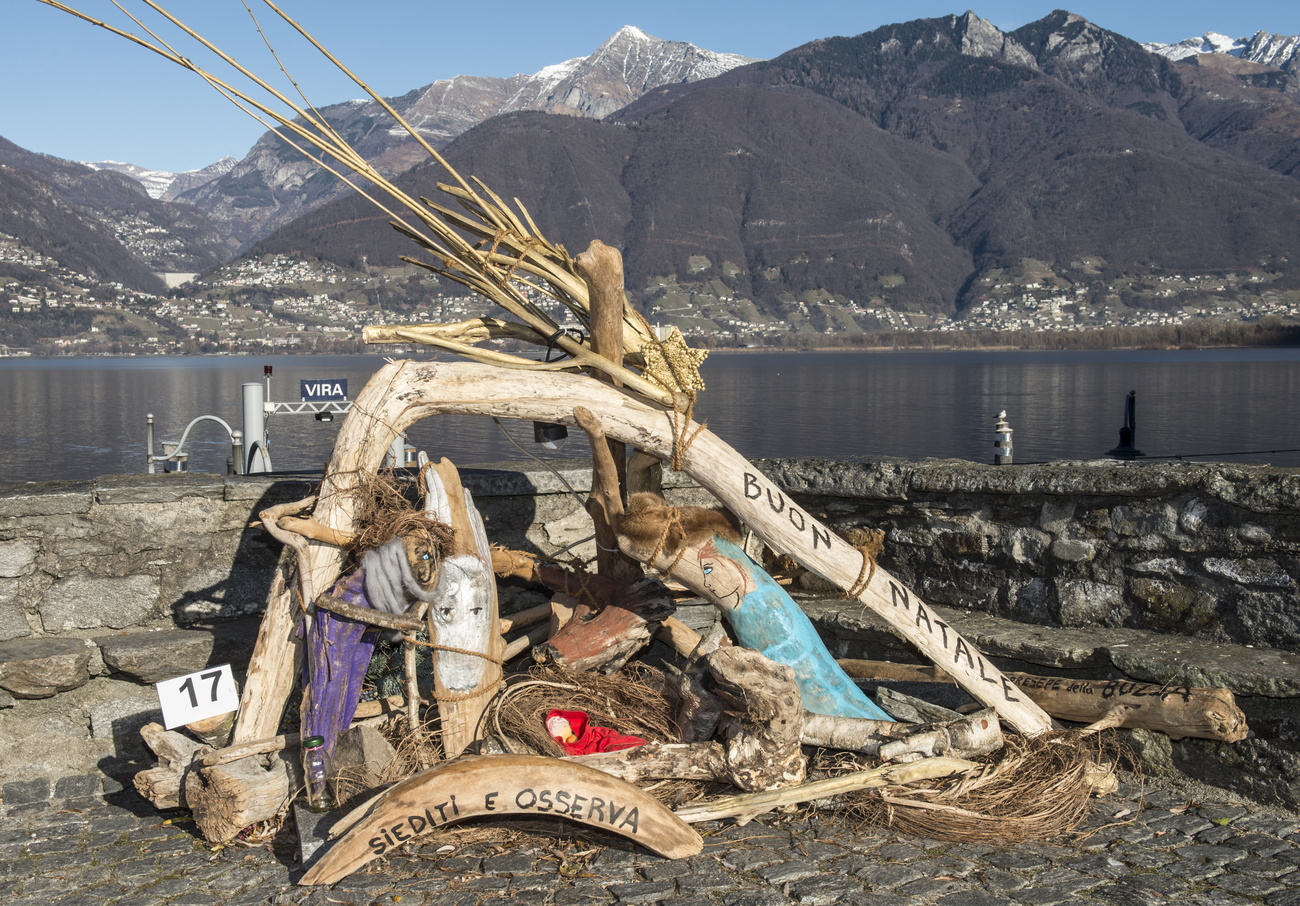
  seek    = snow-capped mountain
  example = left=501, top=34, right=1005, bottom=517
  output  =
left=1144, top=30, right=1300, bottom=71
left=181, top=27, right=758, bottom=251
left=82, top=156, right=236, bottom=201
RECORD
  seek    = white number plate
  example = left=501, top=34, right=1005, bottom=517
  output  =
left=155, top=663, right=239, bottom=729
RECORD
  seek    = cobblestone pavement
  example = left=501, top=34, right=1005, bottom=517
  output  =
left=4, top=773, right=1300, bottom=906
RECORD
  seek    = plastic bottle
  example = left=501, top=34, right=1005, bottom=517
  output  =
left=301, top=735, right=335, bottom=813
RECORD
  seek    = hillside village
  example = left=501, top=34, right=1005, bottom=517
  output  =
left=2, top=237, right=1299, bottom=356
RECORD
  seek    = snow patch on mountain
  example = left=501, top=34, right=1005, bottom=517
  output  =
left=84, top=156, right=237, bottom=201
left=1145, top=29, right=1299, bottom=70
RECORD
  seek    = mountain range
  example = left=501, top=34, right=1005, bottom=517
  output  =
left=2, top=12, right=1300, bottom=326
left=252, top=10, right=1300, bottom=318
left=174, top=26, right=756, bottom=251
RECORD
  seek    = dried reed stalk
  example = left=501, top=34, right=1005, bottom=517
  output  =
left=841, top=731, right=1123, bottom=843
left=39, top=0, right=679, bottom=404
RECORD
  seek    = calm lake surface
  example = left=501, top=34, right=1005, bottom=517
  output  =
left=2, top=348, right=1299, bottom=482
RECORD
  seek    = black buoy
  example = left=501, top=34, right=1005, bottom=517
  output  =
left=1107, top=390, right=1145, bottom=459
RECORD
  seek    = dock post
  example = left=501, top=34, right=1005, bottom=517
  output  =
left=994, top=410, right=1013, bottom=465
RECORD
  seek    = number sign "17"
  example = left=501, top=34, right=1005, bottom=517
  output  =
left=156, top=663, right=239, bottom=730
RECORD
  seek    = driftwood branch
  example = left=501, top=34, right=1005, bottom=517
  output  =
left=135, top=723, right=211, bottom=810
left=314, top=593, right=424, bottom=632
left=837, top=658, right=1248, bottom=742
left=673, top=757, right=979, bottom=824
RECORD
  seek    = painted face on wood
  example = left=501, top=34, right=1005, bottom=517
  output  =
left=430, top=556, right=495, bottom=691
left=402, top=534, right=440, bottom=591
left=697, top=537, right=756, bottom=611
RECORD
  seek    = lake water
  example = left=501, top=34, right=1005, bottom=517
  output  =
left=2, top=348, right=1299, bottom=482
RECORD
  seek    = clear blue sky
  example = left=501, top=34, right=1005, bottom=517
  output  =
left=2, top=0, right=1298, bottom=173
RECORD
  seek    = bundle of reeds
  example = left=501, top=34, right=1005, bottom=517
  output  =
left=39, top=0, right=697, bottom=406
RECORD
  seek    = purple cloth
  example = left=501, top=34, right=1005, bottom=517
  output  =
left=299, top=568, right=381, bottom=757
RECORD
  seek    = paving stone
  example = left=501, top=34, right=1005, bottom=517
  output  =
left=640, top=860, right=692, bottom=880
left=1215, top=872, right=1287, bottom=898
left=553, top=883, right=616, bottom=905
left=1178, top=843, right=1247, bottom=867
left=607, top=880, right=676, bottom=903
left=1011, top=885, right=1099, bottom=906
left=719, top=847, right=783, bottom=871
left=875, top=842, right=928, bottom=862
left=723, top=890, right=793, bottom=906
left=854, top=861, right=927, bottom=889
left=1165, top=858, right=1229, bottom=882
left=678, top=872, right=735, bottom=896
left=977, top=867, right=1029, bottom=892
left=787, top=874, right=867, bottom=905
left=985, top=850, right=1052, bottom=872
left=1110, top=847, right=1177, bottom=870
left=935, top=891, right=1017, bottom=906
left=1234, top=856, right=1300, bottom=879
left=1226, top=832, right=1291, bottom=857
left=756, top=860, right=818, bottom=884
left=482, top=852, right=537, bottom=874
left=457, top=875, right=511, bottom=893
left=4, top=778, right=51, bottom=806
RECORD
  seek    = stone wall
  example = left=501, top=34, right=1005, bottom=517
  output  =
left=0, top=460, right=1296, bottom=805
left=758, top=458, right=1300, bottom=651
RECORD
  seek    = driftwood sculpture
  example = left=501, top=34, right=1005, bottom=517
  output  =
left=419, top=459, right=504, bottom=757
left=301, top=754, right=703, bottom=885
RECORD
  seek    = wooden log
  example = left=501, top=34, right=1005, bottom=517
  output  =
left=423, top=459, right=505, bottom=758
left=255, top=361, right=1050, bottom=738
left=301, top=754, right=703, bottom=885
left=499, top=602, right=551, bottom=634
left=232, top=544, right=305, bottom=745
left=575, top=239, right=642, bottom=585
left=836, top=658, right=1248, bottom=743
left=569, top=741, right=728, bottom=783
left=199, top=733, right=300, bottom=768
left=502, top=623, right=551, bottom=662
left=673, top=757, right=979, bottom=825
left=801, top=713, right=909, bottom=755
left=876, top=710, right=1004, bottom=763
left=186, top=749, right=299, bottom=843
left=707, top=646, right=806, bottom=791
left=536, top=577, right=675, bottom=673
left=135, top=723, right=211, bottom=810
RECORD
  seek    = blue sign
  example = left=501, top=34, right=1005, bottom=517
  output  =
left=301, top=379, right=348, bottom=401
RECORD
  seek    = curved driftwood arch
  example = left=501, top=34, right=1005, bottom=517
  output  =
left=301, top=754, right=703, bottom=885
left=235, top=360, right=1053, bottom=743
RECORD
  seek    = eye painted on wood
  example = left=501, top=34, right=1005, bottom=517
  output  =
left=401, top=535, right=440, bottom=591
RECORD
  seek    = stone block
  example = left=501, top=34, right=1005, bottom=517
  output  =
left=1056, top=579, right=1124, bottom=627
left=1050, top=538, right=1095, bottom=562
left=332, top=725, right=397, bottom=799
left=38, top=574, right=159, bottom=631
left=0, top=481, right=93, bottom=517
left=173, top=565, right=277, bottom=623
left=0, top=540, right=39, bottom=577
left=3, top=777, right=51, bottom=806
left=89, top=692, right=163, bottom=760
left=1131, top=578, right=1217, bottom=634
left=0, top=590, right=30, bottom=641
left=97, top=629, right=217, bottom=684
left=1204, top=558, right=1293, bottom=588
left=0, top=636, right=93, bottom=698
left=93, top=473, right=226, bottom=506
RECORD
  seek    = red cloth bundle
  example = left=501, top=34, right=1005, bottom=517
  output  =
left=545, top=709, right=646, bottom=755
